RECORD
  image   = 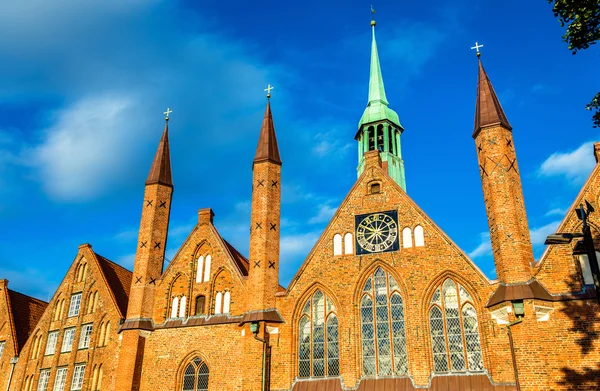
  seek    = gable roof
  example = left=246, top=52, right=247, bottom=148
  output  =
left=4, top=287, right=47, bottom=354
left=222, top=239, right=250, bottom=276
left=94, top=252, right=132, bottom=318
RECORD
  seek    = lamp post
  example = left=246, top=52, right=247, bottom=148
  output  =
left=250, top=321, right=271, bottom=391
left=545, top=201, right=600, bottom=304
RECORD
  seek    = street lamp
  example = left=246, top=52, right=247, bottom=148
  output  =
left=545, top=200, right=600, bottom=304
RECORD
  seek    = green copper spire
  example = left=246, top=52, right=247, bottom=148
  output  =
left=358, top=19, right=402, bottom=129
left=356, top=13, right=406, bottom=191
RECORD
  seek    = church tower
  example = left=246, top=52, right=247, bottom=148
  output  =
left=473, top=56, right=534, bottom=284
left=356, top=17, right=406, bottom=190
left=247, top=93, right=282, bottom=311
left=116, top=113, right=173, bottom=390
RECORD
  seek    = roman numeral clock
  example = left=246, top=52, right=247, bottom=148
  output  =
left=355, top=210, right=400, bottom=255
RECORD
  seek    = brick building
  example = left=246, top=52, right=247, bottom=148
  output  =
left=2, top=19, right=600, bottom=391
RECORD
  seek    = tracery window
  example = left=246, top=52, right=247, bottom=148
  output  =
left=360, top=267, right=408, bottom=376
left=298, top=290, right=339, bottom=378
left=182, top=357, right=209, bottom=391
left=429, top=279, right=484, bottom=373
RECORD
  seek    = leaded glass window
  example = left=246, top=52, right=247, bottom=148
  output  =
left=182, top=357, right=209, bottom=391
left=297, top=290, right=339, bottom=378
left=360, top=267, right=408, bottom=376
left=428, top=279, right=484, bottom=373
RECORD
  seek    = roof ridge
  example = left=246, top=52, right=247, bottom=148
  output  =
left=7, top=288, right=48, bottom=305
left=94, top=252, right=133, bottom=274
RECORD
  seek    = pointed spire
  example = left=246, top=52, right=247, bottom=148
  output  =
left=473, top=58, right=512, bottom=137
left=358, top=17, right=401, bottom=129
left=146, top=120, right=173, bottom=187
left=254, top=98, right=282, bottom=165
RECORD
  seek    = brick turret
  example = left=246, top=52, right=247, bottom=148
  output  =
left=116, top=119, right=173, bottom=390
left=473, top=58, right=533, bottom=284
left=247, top=98, right=281, bottom=311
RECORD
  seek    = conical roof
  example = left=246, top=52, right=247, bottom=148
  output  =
left=254, top=100, right=282, bottom=165
left=145, top=122, right=173, bottom=186
left=473, top=59, right=512, bottom=137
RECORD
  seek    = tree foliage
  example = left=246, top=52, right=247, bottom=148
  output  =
left=548, top=0, right=600, bottom=127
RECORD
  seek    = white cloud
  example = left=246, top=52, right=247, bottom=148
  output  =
left=468, top=232, right=492, bottom=259
left=308, top=204, right=338, bottom=224
left=280, top=232, right=320, bottom=260
left=545, top=207, right=567, bottom=217
left=529, top=221, right=562, bottom=246
left=539, top=141, right=596, bottom=184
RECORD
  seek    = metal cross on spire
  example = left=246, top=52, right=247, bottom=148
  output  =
left=471, top=42, right=484, bottom=57
left=265, top=84, right=274, bottom=99
left=370, top=4, right=376, bottom=26
left=163, top=108, right=172, bottom=121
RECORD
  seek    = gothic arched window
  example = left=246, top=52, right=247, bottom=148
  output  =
left=428, top=278, right=484, bottom=373
left=298, top=290, right=339, bottom=378
left=182, top=357, right=209, bottom=391
left=360, top=267, right=408, bottom=376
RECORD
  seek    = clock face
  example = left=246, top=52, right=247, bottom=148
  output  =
left=355, top=210, right=399, bottom=255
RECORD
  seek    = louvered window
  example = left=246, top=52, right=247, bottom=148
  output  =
left=297, top=290, right=339, bottom=378
left=428, top=279, right=484, bottom=373
left=360, top=267, right=408, bottom=376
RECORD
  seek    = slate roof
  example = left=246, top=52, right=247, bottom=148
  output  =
left=95, top=253, right=132, bottom=318
left=7, top=289, right=47, bottom=354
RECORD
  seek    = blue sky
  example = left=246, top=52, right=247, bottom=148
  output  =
left=1, top=0, right=599, bottom=301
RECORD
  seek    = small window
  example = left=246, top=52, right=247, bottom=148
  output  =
left=344, top=233, right=353, bottom=255
left=91, top=364, right=103, bottom=391
left=333, top=234, right=342, bottom=256
left=45, top=332, right=58, bottom=356
left=179, top=296, right=187, bottom=318
left=0, top=341, right=5, bottom=359
left=53, top=367, right=68, bottom=391
left=203, top=255, right=212, bottom=282
left=37, top=369, right=51, bottom=391
left=223, top=291, right=231, bottom=314
left=102, top=322, right=111, bottom=346
left=171, top=297, right=179, bottom=318
left=578, top=252, right=600, bottom=285
left=196, top=256, right=204, bottom=283
left=68, top=293, right=82, bottom=317
left=61, top=328, right=76, bottom=353
left=402, top=228, right=413, bottom=248
left=215, top=292, right=222, bottom=314
left=370, top=183, right=381, bottom=194
left=78, top=324, right=93, bottom=349
left=195, top=295, right=206, bottom=316
left=71, top=364, right=86, bottom=391
left=414, top=225, right=425, bottom=247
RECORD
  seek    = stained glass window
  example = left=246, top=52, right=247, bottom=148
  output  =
left=428, top=279, right=484, bottom=373
left=297, top=290, right=339, bottom=378
left=360, top=267, right=408, bottom=376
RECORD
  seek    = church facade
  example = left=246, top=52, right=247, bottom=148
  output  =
left=2, top=19, right=600, bottom=391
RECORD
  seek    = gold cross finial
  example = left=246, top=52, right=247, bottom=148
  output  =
left=265, top=84, right=274, bottom=99
left=471, top=42, right=484, bottom=57
left=163, top=107, right=172, bottom=121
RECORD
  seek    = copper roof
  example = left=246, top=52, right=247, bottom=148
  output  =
left=7, top=289, right=48, bottom=354
left=486, top=279, right=553, bottom=307
left=473, top=59, right=512, bottom=138
left=146, top=122, right=173, bottom=187
left=238, top=309, right=285, bottom=325
left=254, top=100, right=282, bottom=165
left=95, top=253, right=132, bottom=317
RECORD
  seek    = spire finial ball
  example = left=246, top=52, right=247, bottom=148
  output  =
left=370, top=20, right=376, bottom=26
left=476, top=52, right=481, bottom=58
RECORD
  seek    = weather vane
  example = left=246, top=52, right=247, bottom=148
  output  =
left=471, top=42, right=484, bottom=57
left=163, top=107, right=172, bottom=121
left=264, top=84, right=274, bottom=99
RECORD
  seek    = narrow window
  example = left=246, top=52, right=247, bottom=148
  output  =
left=179, top=296, right=187, bottom=318
left=297, top=290, right=339, bottom=378
left=98, top=323, right=105, bottom=347
left=59, top=299, right=66, bottom=319
left=71, top=364, right=86, bottom=391
left=215, top=292, right=222, bottom=314
left=97, top=365, right=103, bottom=391
left=204, top=255, right=212, bottom=282
left=223, top=291, right=231, bottom=314
left=103, top=322, right=111, bottom=346
left=44, top=331, right=58, bottom=356
left=82, top=264, right=88, bottom=281
left=196, top=256, right=204, bottom=283
left=78, top=324, right=93, bottom=349
left=414, top=225, right=425, bottom=247
left=368, top=126, right=375, bottom=151
left=344, top=233, right=353, bottom=255
left=360, top=268, right=408, bottom=376
left=171, top=297, right=179, bottom=318
left=402, top=228, right=412, bottom=248
left=68, top=293, right=82, bottom=317
left=333, top=234, right=342, bottom=256
left=91, top=364, right=103, bottom=391
left=195, top=295, right=206, bottom=316
left=387, top=127, right=394, bottom=153
left=376, top=124, right=384, bottom=151
left=61, top=328, right=76, bottom=353
left=37, top=369, right=51, bottom=391
left=578, top=252, right=600, bottom=285
left=0, top=341, right=4, bottom=359
left=428, top=279, right=484, bottom=373
left=53, top=367, right=68, bottom=391
left=181, top=357, right=210, bottom=391
left=93, top=291, right=99, bottom=312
